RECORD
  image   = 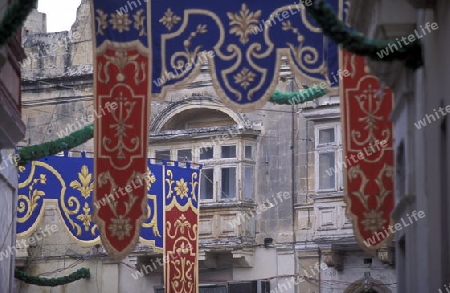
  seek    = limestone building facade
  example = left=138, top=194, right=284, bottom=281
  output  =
left=0, top=1, right=28, bottom=292
left=16, top=1, right=396, bottom=292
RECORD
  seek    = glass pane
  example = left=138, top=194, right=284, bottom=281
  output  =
left=245, top=145, right=252, bottom=159
left=155, top=150, right=170, bottom=160
left=221, top=145, right=236, bottom=158
left=200, top=147, right=213, bottom=160
left=200, top=169, right=214, bottom=200
left=319, top=128, right=335, bottom=144
left=244, top=166, right=253, bottom=199
left=221, top=167, right=236, bottom=199
left=177, top=149, right=192, bottom=162
left=319, top=152, right=335, bottom=190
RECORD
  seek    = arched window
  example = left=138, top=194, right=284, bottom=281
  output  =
left=150, top=99, right=258, bottom=202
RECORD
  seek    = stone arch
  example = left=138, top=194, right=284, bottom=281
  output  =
left=344, top=278, right=392, bottom=293
left=150, top=96, right=249, bottom=133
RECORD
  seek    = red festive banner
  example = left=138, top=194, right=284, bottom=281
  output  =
left=92, top=45, right=150, bottom=259
left=340, top=51, right=395, bottom=251
left=164, top=164, right=200, bottom=293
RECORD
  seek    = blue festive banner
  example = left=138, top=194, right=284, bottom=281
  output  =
left=149, top=0, right=342, bottom=110
left=92, top=0, right=343, bottom=112
left=17, top=154, right=201, bottom=251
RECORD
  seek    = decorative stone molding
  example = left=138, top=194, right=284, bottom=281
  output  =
left=232, top=248, right=254, bottom=267
left=377, top=245, right=395, bottom=265
left=321, top=248, right=344, bottom=270
left=198, top=250, right=218, bottom=268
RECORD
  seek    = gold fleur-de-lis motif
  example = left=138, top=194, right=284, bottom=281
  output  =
left=133, top=9, right=146, bottom=36
left=76, top=203, right=92, bottom=231
left=69, top=165, right=94, bottom=199
left=110, top=13, right=132, bottom=33
left=174, top=214, right=191, bottom=234
left=234, top=67, right=256, bottom=89
left=159, top=8, right=181, bottom=31
left=95, top=9, right=108, bottom=35
left=99, top=50, right=146, bottom=85
left=174, top=178, right=188, bottom=198
left=227, top=4, right=261, bottom=44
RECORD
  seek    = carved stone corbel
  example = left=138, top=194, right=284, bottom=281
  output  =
left=377, top=245, right=395, bottom=265
left=321, top=248, right=344, bottom=270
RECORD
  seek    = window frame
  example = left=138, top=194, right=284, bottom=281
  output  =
left=176, top=148, right=193, bottom=162
left=153, top=139, right=255, bottom=202
left=242, top=164, right=255, bottom=200
left=199, top=167, right=215, bottom=202
left=315, top=123, right=343, bottom=192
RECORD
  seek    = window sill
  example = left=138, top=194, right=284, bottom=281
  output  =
left=199, top=200, right=256, bottom=209
left=310, top=191, right=344, bottom=199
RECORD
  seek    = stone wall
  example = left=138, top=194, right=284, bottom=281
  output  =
left=0, top=150, right=19, bottom=293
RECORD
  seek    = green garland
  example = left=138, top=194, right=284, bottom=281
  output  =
left=0, top=0, right=38, bottom=46
left=17, top=88, right=326, bottom=164
left=305, top=0, right=423, bottom=69
left=15, top=268, right=90, bottom=287
left=270, top=85, right=326, bottom=105
left=17, top=124, right=94, bottom=166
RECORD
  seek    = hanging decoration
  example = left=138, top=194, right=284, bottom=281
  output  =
left=340, top=50, right=395, bottom=252
left=16, top=154, right=200, bottom=252
left=270, top=86, right=326, bottom=105
left=0, top=0, right=38, bottom=46
left=17, top=125, right=94, bottom=167
left=304, top=0, right=423, bottom=69
left=164, top=163, right=199, bottom=293
left=15, top=267, right=90, bottom=287
left=148, top=0, right=343, bottom=111
left=90, top=0, right=152, bottom=259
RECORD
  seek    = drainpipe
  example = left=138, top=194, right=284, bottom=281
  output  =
left=291, top=82, right=298, bottom=292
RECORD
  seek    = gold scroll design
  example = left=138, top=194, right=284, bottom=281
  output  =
left=284, top=26, right=326, bottom=77
left=95, top=9, right=147, bottom=36
left=97, top=170, right=146, bottom=242
left=168, top=23, right=208, bottom=82
left=346, top=79, right=392, bottom=163
left=68, top=165, right=98, bottom=236
left=17, top=171, right=47, bottom=224
left=343, top=52, right=357, bottom=78
left=166, top=213, right=198, bottom=293
left=98, top=50, right=146, bottom=85
left=165, top=170, right=198, bottom=214
left=348, top=164, right=394, bottom=233
left=260, top=5, right=327, bottom=87
left=17, top=163, right=101, bottom=245
left=101, top=88, right=141, bottom=170
left=142, top=167, right=162, bottom=238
